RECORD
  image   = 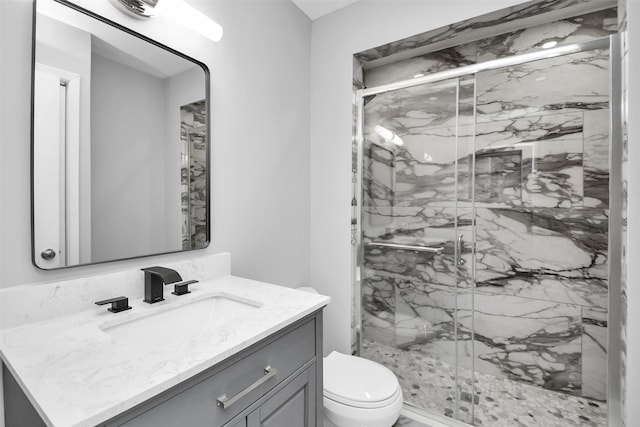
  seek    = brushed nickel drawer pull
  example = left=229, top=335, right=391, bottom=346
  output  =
left=216, top=366, right=277, bottom=409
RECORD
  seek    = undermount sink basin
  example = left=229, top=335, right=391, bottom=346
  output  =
left=102, top=295, right=261, bottom=350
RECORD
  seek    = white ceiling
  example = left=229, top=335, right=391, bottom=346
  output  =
left=291, top=0, right=361, bottom=20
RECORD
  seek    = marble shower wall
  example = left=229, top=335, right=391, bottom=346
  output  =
left=362, top=7, right=617, bottom=88
left=180, top=100, right=207, bottom=250
left=360, top=17, right=612, bottom=407
left=355, top=0, right=617, bottom=65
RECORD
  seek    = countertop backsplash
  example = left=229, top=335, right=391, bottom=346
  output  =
left=0, top=253, right=231, bottom=331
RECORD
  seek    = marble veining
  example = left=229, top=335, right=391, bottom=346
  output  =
left=393, top=280, right=587, bottom=394
left=365, top=43, right=477, bottom=88
left=474, top=207, right=609, bottom=308
left=0, top=277, right=329, bottom=427
left=363, top=49, right=609, bottom=212
left=355, top=0, right=601, bottom=63
left=474, top=113, right=586, bottom=208
left=476, top=9, right=617, bottom=62
left=475, top=49, right=609, bottom=123
left=582, top=307, right=608, bottom=400
left=365, top=8, right=617, bottom=88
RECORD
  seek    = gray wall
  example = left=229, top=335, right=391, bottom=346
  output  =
left=90, top=53, right=168, bottom=262
left=198, top=0, right=311, bottom=287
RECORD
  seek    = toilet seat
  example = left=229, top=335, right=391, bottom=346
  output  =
left=323, top=351, right=400, bottom=409
left=325, top=386, right=402, bottom=409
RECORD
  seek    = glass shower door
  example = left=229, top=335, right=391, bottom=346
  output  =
left=360, top=76, right=476, bottom=423
left=358, top=38, right=613, bottom=427
left=468, top=44, right=611, bottom=426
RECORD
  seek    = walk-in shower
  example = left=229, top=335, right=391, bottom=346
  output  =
left=352, top=5, right=624, bottom=426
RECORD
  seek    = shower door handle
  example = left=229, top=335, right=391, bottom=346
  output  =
left=456, top=234, right=465, bottom=266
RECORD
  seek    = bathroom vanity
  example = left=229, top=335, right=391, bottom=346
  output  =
left=105, top=315, right=320, bottom=427
left=0, top=276, right=329, bottom=427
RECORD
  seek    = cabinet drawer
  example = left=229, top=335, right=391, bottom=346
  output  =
left=117, top=318, right=316, bottom=427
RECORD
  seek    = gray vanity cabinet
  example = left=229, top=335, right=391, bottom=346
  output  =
left=108, top=311, right=323, bottom=427
left=3, top=310, right=324, bottom=427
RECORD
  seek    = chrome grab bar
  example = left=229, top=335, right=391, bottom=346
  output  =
left=367, top=242, right=444, bottom=254
left=216, top=366, right=277, bottom=409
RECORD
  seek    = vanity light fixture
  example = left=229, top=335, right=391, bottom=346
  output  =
left=109, top=0, right=223, bottom=41
left=110, top=0, right=159, bottom=19
left=374, top=125, right=404, bottom=147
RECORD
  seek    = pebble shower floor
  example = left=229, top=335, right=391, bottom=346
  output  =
left=364, top=340, right=607, bottom=427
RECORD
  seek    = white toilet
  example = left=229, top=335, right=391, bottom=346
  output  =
left=323, top=351, right=403, bottom=427
left=296, top=286, right=403, bottom=427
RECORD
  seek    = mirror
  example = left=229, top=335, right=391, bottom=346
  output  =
left=32, top=0, right=210, bottom=269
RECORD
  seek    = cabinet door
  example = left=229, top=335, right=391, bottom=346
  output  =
left=248, top=366, right=316, bottom=427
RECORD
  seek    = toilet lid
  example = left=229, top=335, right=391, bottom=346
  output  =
left=323, top=351, right=399, bottom=407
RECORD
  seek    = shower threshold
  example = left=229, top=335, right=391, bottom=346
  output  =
left=395, top=407, right=469, bottom=427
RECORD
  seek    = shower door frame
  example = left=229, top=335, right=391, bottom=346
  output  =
left=352, top=33, right=624, bottom=426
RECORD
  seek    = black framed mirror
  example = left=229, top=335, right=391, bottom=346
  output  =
left=32, top=0, right=210, bottom=269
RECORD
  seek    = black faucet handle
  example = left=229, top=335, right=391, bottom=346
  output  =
left=171, top=280, right=199, bottom=296
left=95, top=296, right=132, bottom=313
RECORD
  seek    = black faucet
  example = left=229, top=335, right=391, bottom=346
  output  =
left=141, top=266, right=198, bottom=303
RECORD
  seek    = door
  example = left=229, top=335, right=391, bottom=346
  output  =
left=466, top=43, right=612, bottom=426
left=359, top=75, right=475, bottom=422
left=33, top=63, right=81, bottom=268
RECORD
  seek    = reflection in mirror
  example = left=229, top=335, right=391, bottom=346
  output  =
left=180, top=100, right=207, bottom=249
left=32, top=0, right=209, bottom=270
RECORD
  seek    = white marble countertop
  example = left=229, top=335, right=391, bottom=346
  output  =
left=0, top=276, right=330, bottom=427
